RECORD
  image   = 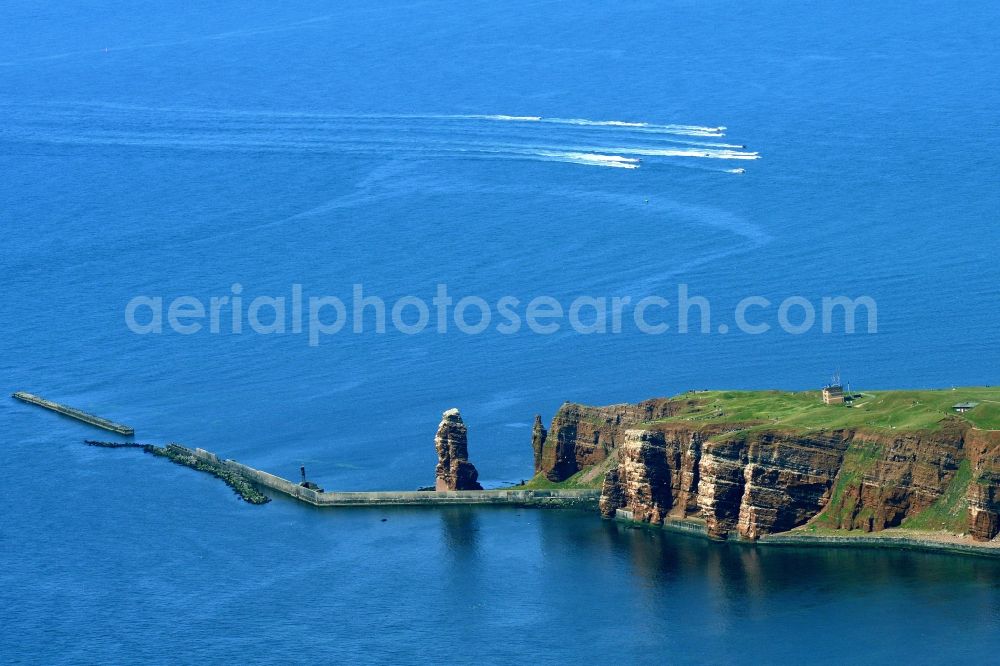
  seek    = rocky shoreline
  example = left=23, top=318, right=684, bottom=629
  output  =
left=612, top=512, right=1000, bottom=558
left=758, top=528, right=1000, bottom=558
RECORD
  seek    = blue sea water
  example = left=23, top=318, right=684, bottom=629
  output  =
left=2, top=1, right=999, bottom=663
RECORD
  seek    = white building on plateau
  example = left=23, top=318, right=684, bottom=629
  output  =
left=822, top=385, right=844, bottom=405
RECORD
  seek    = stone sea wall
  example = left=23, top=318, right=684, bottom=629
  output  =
left=188, top=447, right=599, bottom=508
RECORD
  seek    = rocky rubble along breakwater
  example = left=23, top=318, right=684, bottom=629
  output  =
left=84, top=440, right=151, bottom=449
left=85, top=440, right=271, bottom=505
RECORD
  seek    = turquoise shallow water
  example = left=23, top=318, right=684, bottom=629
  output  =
left=2, top=1, right=999, bottom=663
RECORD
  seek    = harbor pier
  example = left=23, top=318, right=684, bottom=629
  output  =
left=12, top=392, right=134, bottom=436
left=187, top=446, right=600, bottom=509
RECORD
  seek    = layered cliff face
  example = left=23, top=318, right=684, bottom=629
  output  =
left=582, top=398, right=1000, bottom=542
left=597, top=425, right=719, bottom=523
left=434, top=408, right=482, bottom=491
left=814, top=423, right=967, bottom=533
left=699, top=429, right=851, bottom=539
left=533, top=399, right=683, bottom=481
left=600, top=425, right=850, bottom=539
left=966, top=428, right=1000, bottom=540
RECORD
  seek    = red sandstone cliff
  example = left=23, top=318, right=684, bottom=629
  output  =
left=538, top=398, right=1000, bottom=542
left=966, top=428, right=1000, bottom=540
left=533, top=399, right=681, bottom=480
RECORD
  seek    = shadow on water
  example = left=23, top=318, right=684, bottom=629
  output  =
left=532, top=511, right=1000, bottom=605
left=594, top=520, right=1000, bottom=603
left=438, top=506, right=481, bottom=560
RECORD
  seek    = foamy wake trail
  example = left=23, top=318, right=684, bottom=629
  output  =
left=2, top=102, right=757, bottom=171
left=544, top=117, right=725, bottom=133
left=618, top=126, right=726, bottom=138
left=444, top=113, right=726, bottom=137
left=545, top=118, right=648, bottom=128
left=607, top=146, right=760, bottom=160
left=459, top=114, right=543, bottom=122
left=666, top=139, right=747, bottom=149
left=525, top=150, right=640, bottom=168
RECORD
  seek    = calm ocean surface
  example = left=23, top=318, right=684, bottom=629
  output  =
left=2, top=1, right=999, bottom=663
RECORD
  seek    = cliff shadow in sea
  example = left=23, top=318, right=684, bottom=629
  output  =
left=597, top=517, right=1000, bottom=600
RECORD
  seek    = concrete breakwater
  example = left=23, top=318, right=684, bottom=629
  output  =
left=188, top=447, right=601, bottom=509
left=20, top=395, right=597, bottom=510
left=13, top=392, right=134, bottom=435
left=81, top=440, right=599, bottom=509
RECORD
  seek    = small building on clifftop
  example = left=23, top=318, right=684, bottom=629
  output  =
left=822, top=385, right=845, bottom=405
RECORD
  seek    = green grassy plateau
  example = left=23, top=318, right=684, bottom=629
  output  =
left=650, top=387, right=1000, bottom=432
left=525, top=387, right=1000, bottom=491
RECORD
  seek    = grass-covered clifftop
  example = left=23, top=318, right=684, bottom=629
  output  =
left=645, top=387, right=1000, bottom=432
left=527, top=387, right=1000, bottom=490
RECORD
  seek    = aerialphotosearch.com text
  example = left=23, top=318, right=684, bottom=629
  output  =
left=125, top=283, right=878, bottom=346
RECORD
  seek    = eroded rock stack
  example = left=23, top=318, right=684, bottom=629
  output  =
left=435, top=408, right=483, bottom=491
left=531, top=415, right=547, bottom=474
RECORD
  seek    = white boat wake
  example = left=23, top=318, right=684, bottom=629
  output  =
left=0, top=101, right=759, bottom=173
left=532, top=150, right=641, bottom=168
